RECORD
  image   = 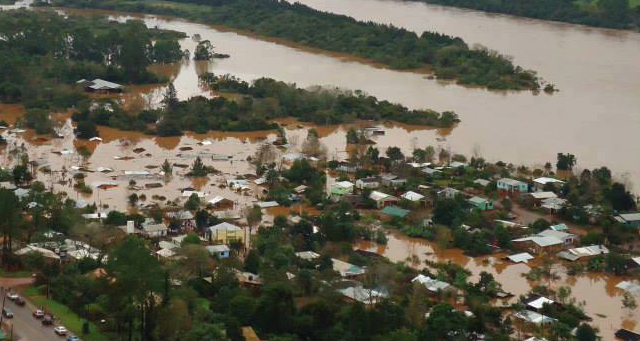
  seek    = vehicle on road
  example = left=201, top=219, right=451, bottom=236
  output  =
left=2, top=307, right=14, bottom=318
left=42, top=314, right=53, bottom=325
left=68, top=335, right=81, bottom=341
left=6, top=292, right=18, bottom=300
left=33, top=309, right=45, bottom=318
left=54, top=326, right=68, bottom=336
left=14, top=296, right=25, bottom=306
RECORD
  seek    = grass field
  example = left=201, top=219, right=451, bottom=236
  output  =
left=22, top=287, right=109, bottom=341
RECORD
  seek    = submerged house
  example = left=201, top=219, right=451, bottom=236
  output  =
left=411, top=274, right=454, bottom=294
left=557, top=245, right=609, bottom=261
left=78, top=78, right=123, bottom=93
left=369, top=191, right=399, bottom=209
left=339, top=286, right=387, bottom=305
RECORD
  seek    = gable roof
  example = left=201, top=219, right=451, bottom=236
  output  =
left=411, top=274, right=451, bottom=292
left=498, top=178, right=527, bottom=186
left=401, top=191, right=424, bottom=201
left=506, top=252, right=534, bottom=263
left=86, top=79, right=123, bottom=90
left=530, top=192, right=558, bottom=200
left=369, top=190, right=392, bottom=201
left=208, top=222, right=242, bottom=232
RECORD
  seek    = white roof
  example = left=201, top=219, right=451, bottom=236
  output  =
left=208, top=196, right=231, bottom=205
left=449, top=161, right=466, bottom=168
left=369, top=190, right=391, bottom=201
left=527, top=296, right=555, bottom=309
left=143, top=223, right=168, bottom=232
left=159, top=241, right=177, bottom=250
left=209, top=222, right=242, bottom=232
left=619, top=213, right=640, bottom=222
left=295, top=251, right=320, bottom=260
left=167, top=211, right=194, bottom=220
left=499, top=178, right=526, bottom=186
left=530, top=192, right=558, bottom=200
left=253, top=178, right=267, bottom=185
left=335, top=181, right=354, bottom=188
left=124, top=170, right=150, bottom=176
left=507, top=252, right=534, bottom=263
left=525, top=337, right=549, bottom=341
left=156, top=248, right=176, bottom=258
left=533, top=177, right=564, bottom=185
left=401, top=191, right=424, bottom=201
left=227, top=179, right=247, bottom=187
left=331, top=258, right=365, bottom=277
left=92, top=181, right=118, bottom=188
left=182, top=190, right=206, bottom=198
left=96, top=167, right=113, bottom=173
left=339, top=286, right=387, bottom=305
left=474, top=179, right=490, bottom=186
left=515, top=310, right=556, bottom=324
left=15, top=245, right=60, bottom=259
left=257, top=201, right=279, bottom=208
left=89, top=137, right=102, bottom=141
left=411, top=274, right=451, bottom=292
left=87, top=79, right=123, bottom=90
left=206, top=245, right=230, bottom=253
left=68, top=249, right=100, bottom=260
left=512, top=235, right=563, bottom=247
left=616, top=281, right=640, bottom=295
left=538, top=229, right=575, bottom=240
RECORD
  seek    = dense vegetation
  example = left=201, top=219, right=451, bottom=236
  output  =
left=0, top=10, right=184, bottom=109
left=72, top=74, right=459, bottom=138
left=398, top=0, right=640, bottom=30
left=52, top=0, right=542, bottom=90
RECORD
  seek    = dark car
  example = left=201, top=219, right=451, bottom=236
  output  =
left=33, top=309, right=45, bottom=318
left=2, top=308, right=13, bottom=318
left=42, top=314, right=53, bottom=325
left=14, top=296, right=25, bottom=306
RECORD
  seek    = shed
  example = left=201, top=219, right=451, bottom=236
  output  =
left=468, top=196, right=493, bottom=210
left=401, top=191, right=424, bottom=202
left=380, top=206, right=409, bottom=218
left=505, top=252, right=534, bottom=263
left=206, top=244, right=230, bottom=258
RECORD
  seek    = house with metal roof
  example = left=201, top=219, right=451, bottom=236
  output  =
left=369, top=191, right=398, bottom=209
left=411, top=274, right=454, bottom=294
left=401, top=191, right=424, bottom=202
left=207, top=222, right=244, bottom=245
left=614, top=213, right=640, bottom=227
left=78, top=78, right=123, bottom=93
left=468, top=196, right=493, bottom=210
left=497, top=178, right=528, bottom=193
left=339, top=286, right=387, bottom=305
left=558, top=245, right=609, bottom=261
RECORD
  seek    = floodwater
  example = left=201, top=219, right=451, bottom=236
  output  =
left=356, top=229, right=639, bottom=339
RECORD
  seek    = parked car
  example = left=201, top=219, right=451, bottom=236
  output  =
left=54, top=326, right=68, bottom=336
left=67, top=335, right=81, bottom=341
left=42, top=314, right=53, bottom=325
left=6, top=292, right=18, bottom=300
left=33, top=309, right=45, bottom=318
left=14, top=296, right=25, bottom=306
left=2, top=308, right=13, bottom=318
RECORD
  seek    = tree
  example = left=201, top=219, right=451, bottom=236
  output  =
left=0, top=189, right=22, bottom=265
left=184, top=322, right=229, bottom=341
left=185, top=193, right=200, bottom=210
left=622, top=292, right=637, bottom=311
left=423, top=303, right=468, bottom=340
left=161, top=82, right=179, bottom=111
left=254, top=284, right=296, bottom=334
left=120, top=22, right=151, bottom=82
left=188, top=157, right=208, bottom=176
left=556, top=153, right=576, bottom=171
left=501, top=198, right=513, bottom=212
left=161, top=159, right=173, bottom=175
left=598, top=0, right=630, bottom=22
left=346, top=128, right=359, bottom=144
left=76, top=120, right=98, bottom=139
left=193, top=40, right=215, bottom=60
left=606, top=182, right=636, bottom=211
left=386, top=146, right=404, bottom=162
left=244, top=205, right=262, bottom=231
left=244, top=250, right=260, bottom=274
left=576, top=323, right=597, bottom=341
left=180, top=233, right=201, bottom=246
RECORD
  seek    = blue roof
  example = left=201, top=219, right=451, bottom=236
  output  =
left=380, top=206, right=409, bottom=217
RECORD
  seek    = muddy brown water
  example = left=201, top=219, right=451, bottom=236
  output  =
left=356, top=229, right=639, bottom=339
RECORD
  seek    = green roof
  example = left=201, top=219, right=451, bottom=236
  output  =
left=469, top=196, right=489, bottom=204
left=381, top=206, right=409, bottom=217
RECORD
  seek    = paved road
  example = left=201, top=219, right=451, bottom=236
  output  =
left=0, top=278, right=63, bottom=341
left=2, top=294, right=63, bottom=341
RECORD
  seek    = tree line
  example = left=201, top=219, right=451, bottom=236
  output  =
left=52, top=0, right=542, bottom=90
left=0, top=10, right=185, bottom=110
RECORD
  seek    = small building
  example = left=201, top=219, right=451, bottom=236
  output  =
left=233, top=269, right=263, bottom=286
left=524, top=295, right=560, bottom=312
left=401, top=191, right=425, bottom=202
left=208, top=196, right=235, bottom=209
left=468, top=196, right=493, bottom=210
left=369, top=191, right=399, bottom=209
left=614, top=213, right=640, bottom=227
left=330, top=181, right=354, bottom=200
left=355, top=177, right=380, bottom=190
left=533, top=177, right=564, bottom=191
left=294, top=185, right=308, bottom=194
left=550, top=223, right=568, bottom=231
left=625, top=257, right=640, bottom=271
left=615, top=329, right=640, bottom=341
left=380, top=174, right=407, bottom=187
left=295, top=251, right=320, bottom=261
left=615, top=281, right=640, bottom=295
left=339, top=286, right=387, bottom=305
left=558, top=245, right=609, bottom=261
left=0, top=182, right=16, bottom=190
left=156, top=248, right=176, bottom=259
left=514, top=310, right=556, bottom=325
left=380, top=206, right=409, bottom=218
left=141, top=223, right=168, bottom=238
left=206, top=244, right=230, bottom=258
left=449, top=161, right=466, bottom=168
left=207, top=222, right=245, bottom=245
left=504, top=252, right=534, bottom=263
left=411, top=274, right=453, bottom=294
left=530, top=191, right=558, bottom=205
left=438, top=187, right=461, bottom=199
left=422, top=167, right=442, bottom=178
left=512, top=235, right=565, bottom=254
left=497, top=178, right=528, bottom=193
left=473, top=179, right=491, bottom=187
left=541, top=197, right=567, bottom=211
left=78, top=78, right=123, bottom=93
left=331, top=258, right=365, bottom=277
left=538, top=228, right=577, bottom=246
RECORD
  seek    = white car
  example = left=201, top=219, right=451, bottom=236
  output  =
left=54, top=326, right=68, bottom=336
left=6, top=292, right=18, bottom=300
